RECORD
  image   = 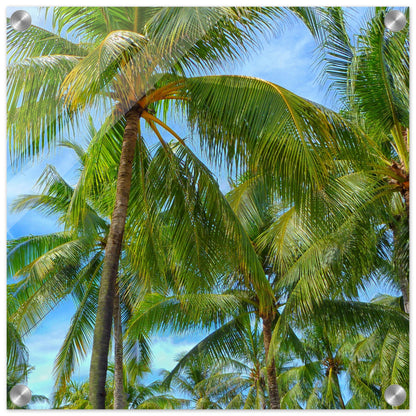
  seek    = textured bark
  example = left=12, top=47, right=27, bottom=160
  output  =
left=262, top=314, right=280, bottom=409
left=113, top=281, right=127, bottom=409
left=89, top=106, right=142, bottom=408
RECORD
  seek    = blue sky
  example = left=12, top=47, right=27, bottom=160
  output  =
left=6, top=5, right=400, bottom=410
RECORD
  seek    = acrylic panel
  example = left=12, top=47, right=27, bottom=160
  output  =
left=6, top=5, right=409, bottom=410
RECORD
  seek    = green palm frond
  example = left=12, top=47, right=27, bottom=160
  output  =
left=7, top=19, right=89, bottom=61
left=48, top=7, right=141, bottom=41
left=7, top=54, right=82, bottom=165
left=53, top=253, right=102, bottom=400
left=303, top=299, right=408, bottom=337
left=7, top=232, right=74, bottom=278
left=65, top=116, right=126, bottom=227
left=7, top=320, right=29, bottom=372
left=312, top=7, right=356, bottom=102
left=126, top=292, right=243, bottom=338
left=60, top=30, right=150, bottom=111
left=183, top=75, right=363, bottom=209
left=162, top=314, right=252, bottom=388
left=355, top=9, right=408, bottom=136
left=145, top=7, right=284, bottom=75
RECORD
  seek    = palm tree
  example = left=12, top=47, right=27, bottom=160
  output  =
left=225, top=319, right=269, bottom=409
left=7, top=6, right=326, bottom=408
left=7, top=138, right=153, bottom=407
left=124, top=379, right=188, bottom=409
left=127, top=165, right=409, bottom=409
left=277, top=293, right=409, bottom=409
left=178, top=10, right=410, bottom=405
left=303, top=7, right=409, bottom=311
left=8, top=6, right=408, bottom=409
left=278, top=324, right=354, bottom=409
left=53, top=380, right=92, bottom=409
left=161, top=316, right=269, bottom=409
left=178, top=8, right=409, bottom=315
left=124, top=175, right=320, bottom=408
left=53, top=364, right=187, bottom=409
left=7, top=123, right=271, bottom=407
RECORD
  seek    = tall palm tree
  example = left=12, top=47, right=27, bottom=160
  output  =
left=7, top=7, right=326, bottom=408
left=8, top=7, right=408, bottom=409
left=6, top=136, right=215, bottom=406
left=7, top=140, right=134, bottom=405
left=126, top=166, right=409, bottom=409
left=7, top=122, right=273, bottom=407
left=178, top=10, right=410, bottom=406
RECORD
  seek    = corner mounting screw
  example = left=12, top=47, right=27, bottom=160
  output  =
left=384, top=10, right=407, bottom=32
left=384, top=384, right=407, bottom=407
left=9, top=384, right=32, bottom=407
left=10, top=10, right=32, bottom=32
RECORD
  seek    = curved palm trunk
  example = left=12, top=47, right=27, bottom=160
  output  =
left=89, top=105, right=142, bottom=408
left=262, top=315, right=280, bottom=409
left=113, top=281, right=127, bottom=409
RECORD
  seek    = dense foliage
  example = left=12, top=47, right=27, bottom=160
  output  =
left=7, top=6, right=408, bottom=409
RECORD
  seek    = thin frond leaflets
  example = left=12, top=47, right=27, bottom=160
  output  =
left=145, top=140, right=274, bottom=310
left=7, top=53, right=82, bottom=166
left=126, top=292, right=244, bottom=337
left=311, top=7, right=356, bottom=103
left=53, top=253, right=103, bottom=400
left=162, top=314, right=253, bottom=389
left=6, top=20, right=89, bottom=61
left=182, top=75, right=362, bottom=210
left=59, top=31, right=150, bottom=112
left=6, top=290, right=29, bottom=375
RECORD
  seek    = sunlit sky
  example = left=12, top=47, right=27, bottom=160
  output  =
left=5, top=3, right=404, bottom=410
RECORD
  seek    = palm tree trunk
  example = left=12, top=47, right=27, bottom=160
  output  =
left=89, top=105, right=142, bottom=408
left=262, top=314, right=280, bottom=409
left=113, top=280, right=127, bottom=409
